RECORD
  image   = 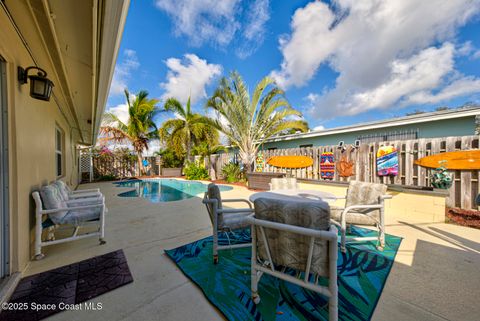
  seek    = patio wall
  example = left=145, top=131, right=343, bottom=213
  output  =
left=213, top=135, right=478, bottom=210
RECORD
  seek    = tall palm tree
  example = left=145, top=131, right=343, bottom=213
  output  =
left=159, top=97, right=218, bottom=162
left=206, top=71, right=308, bottom=172
left=100, top=89, right=160, bottom=175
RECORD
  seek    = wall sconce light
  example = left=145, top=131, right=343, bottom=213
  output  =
left=18, top=66, right=54, bottom=101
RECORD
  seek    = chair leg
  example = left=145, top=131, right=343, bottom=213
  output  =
left=377, top=225, right=385, bottom=251
left=251, top=270, right=260, bottom=304
left=213, top=226, right=219, bottom=264
left=35, top=214, right=44, bottom=260
left=251, top=226, right=260, bottom=304
left=340, top=226, right=346, bottom=253
left=99, top=204, right=106, bottom=245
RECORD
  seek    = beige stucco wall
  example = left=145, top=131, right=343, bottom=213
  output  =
left=0, top=3, right=81, bottom=273
left=298, top=182, right=446, bottom=224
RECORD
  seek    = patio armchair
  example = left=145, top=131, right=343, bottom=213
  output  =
left=330, top=180, right=392, bottom=252
left=269, top=177, right=299, bottom=190
left=32, top=184, right=106, bottom=260
left=202, top=183, right=253, bottom=264
left=246, top=197, right=338, bottom=321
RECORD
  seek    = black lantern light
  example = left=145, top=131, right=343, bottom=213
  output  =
left=18, top=66, right=54, bottom=101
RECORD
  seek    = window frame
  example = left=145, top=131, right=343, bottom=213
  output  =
left=55, top=125, right=65, bottom=178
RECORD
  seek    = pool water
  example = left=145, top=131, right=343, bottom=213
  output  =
left=114, top=179, right=233, bottom=202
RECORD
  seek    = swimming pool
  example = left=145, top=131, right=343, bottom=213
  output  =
left=114, top=179, right=233, bottom=202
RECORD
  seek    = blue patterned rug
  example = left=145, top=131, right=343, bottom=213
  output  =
left=165, top=227, right=401, bottom=321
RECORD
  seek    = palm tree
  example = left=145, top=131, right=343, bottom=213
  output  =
left=192, top=142, right=225, bottom=179
left=100, top=89, right=160, bottom=176
left=206, top=71, right=308, bottom=172
left=159, top=97, right=218, bottom=162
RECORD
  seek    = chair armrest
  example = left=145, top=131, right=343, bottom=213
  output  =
left=218, top=208, right=254, bottom=214
left=343, top=204, right=383, bottom=213
left=245, top=214, right=337, bottom=241
left=72, top=188, right=100, bottom=194
left=222, top=198, right=253, bottom=208
left=69, top=192, right=102, bottom=199
left=40, top=203, right=104, bottom=215
left=380, top=194, right=393, bottom=200
left=66, top=197, right=104, bottom=206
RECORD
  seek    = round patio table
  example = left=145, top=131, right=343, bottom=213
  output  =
left=249, top=189, right=337, bottom=204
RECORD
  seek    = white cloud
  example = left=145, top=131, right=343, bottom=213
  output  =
left=236, top=0, right=271, bottom=59
left=271, top=0, right=480, bottom=118
left=313, top=125, right=325, bottom=131
left=160, top=54, right=222, bottom=104
left=107, top=103, right=129, bottom=124
left=110, top=49, right=140, bottom=96
left=155, top=0, right=270, bottom=58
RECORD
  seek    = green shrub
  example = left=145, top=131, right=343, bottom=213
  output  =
left=184, top=162, right=210, bottom=180
left=221, top=162, right=243, bottom=183
left=157, top=148, right=184, bottom=168
left=97, top=174, right=118, bottom=181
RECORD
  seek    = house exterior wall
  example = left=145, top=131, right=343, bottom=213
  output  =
left=263, top=116, right=476, bottom=149
left=0, top=3, right=81, bottom=273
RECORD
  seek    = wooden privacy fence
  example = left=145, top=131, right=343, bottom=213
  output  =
left=213, top=135, right=479, bottom=210
left=82, top=154, right=161, bottom=182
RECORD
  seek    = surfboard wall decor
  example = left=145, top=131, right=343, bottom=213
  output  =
left=377, top=146, right=398, bottom=176
left=414, top=150, right=480, bottom=170
left=320, top=152, right=335, bottom=179
left=266, top=155, right=313, bottom=168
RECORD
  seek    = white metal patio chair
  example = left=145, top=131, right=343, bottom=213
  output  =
left=330, top=180, right=392, bottom=252
left=32, top=184, right=106, bottom=260
left=246, top=197, right=338, bottom=320
left=269, top=177, right=299, bottom=190
left=202, top=183, right=253, bottom=264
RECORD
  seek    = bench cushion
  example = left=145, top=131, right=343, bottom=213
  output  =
left=39, top=185, right=68, bottom=224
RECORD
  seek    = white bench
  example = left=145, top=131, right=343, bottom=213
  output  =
left=31, top=183, right=106, bottom=260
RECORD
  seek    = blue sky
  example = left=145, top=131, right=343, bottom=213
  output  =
left=106, top=0, right=480, bottom=133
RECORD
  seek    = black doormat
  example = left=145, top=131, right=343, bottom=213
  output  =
left=0, top=249, right=133, bottom=321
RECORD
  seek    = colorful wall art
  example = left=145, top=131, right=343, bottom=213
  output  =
left=320, top=152, right=335, bottom=179
left=377, top=146, right=398, bottom=176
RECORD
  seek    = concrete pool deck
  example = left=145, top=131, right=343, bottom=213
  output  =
left=23, top=180, right=480, bottom=321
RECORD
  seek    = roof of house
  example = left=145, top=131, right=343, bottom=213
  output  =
left=265, top=106, right=480, bottom=143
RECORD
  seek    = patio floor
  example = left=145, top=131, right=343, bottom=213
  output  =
left=24, top=181, right=480, bottom=321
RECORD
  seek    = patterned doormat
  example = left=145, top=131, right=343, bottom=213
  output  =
left=0, top=249, right=133, bottom=321
left=165, top=227, right=402, bottom=321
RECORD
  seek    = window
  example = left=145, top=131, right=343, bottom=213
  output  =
left=357, top=129, right=418, bottom=144
left=55, top=126, right=64, bottom=177
left=267, top=147, right=277, bottom=151
left=300, top=144, right=313, bottom=148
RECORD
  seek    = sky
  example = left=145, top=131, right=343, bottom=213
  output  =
left=105, top=0, right=480, bottom=149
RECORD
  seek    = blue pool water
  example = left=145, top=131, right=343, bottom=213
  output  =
left=114, top=179, right=233, bottom=202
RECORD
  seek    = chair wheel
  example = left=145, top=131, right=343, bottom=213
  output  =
left=35, top=253, right=45, bottom=260
left=99, top=239, right=106, bottom=245
left=213, top=255, right=219, bottom=264
left=252, top=295, right=260, bottom=304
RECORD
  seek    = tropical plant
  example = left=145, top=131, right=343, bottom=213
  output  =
left=184, top=162, right=210, bottom=180
left=205, top=71, right=308, bottom=172
left=192, top=142, right=225, bottom=176
left=100, top=90, right=161, bottom=175
left=155, top=148, right=184, bottom=168
left=221, top=162, right=243, bottom=183
left=159, top=97, right=219, bottom=162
